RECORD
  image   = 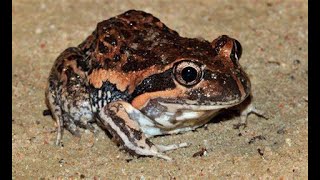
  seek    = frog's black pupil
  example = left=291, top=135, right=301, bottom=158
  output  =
left=181, top=67, right=198, bottom=83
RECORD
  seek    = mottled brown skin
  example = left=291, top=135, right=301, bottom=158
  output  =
left=45, top=10, right=251, bottom=160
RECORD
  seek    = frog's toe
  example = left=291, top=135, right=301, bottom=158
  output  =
left=154, top=153, right=173, bottom=161
left=89, top=123, right=102, bottom=135
left=64, top=121, right=81, bottom=137
left=156, top=142, right=190, bottom=152
left=55, top=126, right=63, bottom=146
left=127, top=145, right=173, bottom=161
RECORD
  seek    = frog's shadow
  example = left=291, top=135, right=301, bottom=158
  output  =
left=204, top=95, right=253, bottom=128
left=209, top=109, right=241, bottom=124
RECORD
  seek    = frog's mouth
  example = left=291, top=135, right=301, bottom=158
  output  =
left=158, top=98, right=243, bottom=111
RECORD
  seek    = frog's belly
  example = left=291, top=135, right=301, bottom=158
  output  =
left=141, top=109, right=221, bottom=137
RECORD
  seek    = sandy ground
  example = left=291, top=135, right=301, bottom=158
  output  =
left=12, top=0, right=308, bottom=179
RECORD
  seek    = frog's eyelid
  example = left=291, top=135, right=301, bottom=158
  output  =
left=233, top=39, right=242, bottom=61
left=234, top=53, right=239, bottom=61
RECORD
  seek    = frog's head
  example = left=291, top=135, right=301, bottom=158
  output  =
left=131, top=35, right=250, bottom=112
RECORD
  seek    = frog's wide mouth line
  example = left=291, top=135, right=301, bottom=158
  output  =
left=159, top=99, right=241, bottom=111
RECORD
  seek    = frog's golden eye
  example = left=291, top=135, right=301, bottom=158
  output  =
left=174, top=61, right=203, bottom=86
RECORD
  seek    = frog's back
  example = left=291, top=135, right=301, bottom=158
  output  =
left=85, top=10, right=217, bottom=67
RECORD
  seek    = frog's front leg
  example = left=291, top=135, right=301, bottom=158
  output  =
left=233, top=96, right=268, bottom=129
left=239, top=103, right=267, bottom=125
left=97, top=101, right=187, bottom=161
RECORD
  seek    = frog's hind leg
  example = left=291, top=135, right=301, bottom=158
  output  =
left=45, top=88, right=65, bottom=146
left=97, top=101, right=187, bottom=161
left=45, top=47, right=94, bottom=145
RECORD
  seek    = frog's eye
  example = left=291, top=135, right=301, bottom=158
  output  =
left=231, top=39, right=242, bottom=61
left=174, top=61, right=203, bottom=86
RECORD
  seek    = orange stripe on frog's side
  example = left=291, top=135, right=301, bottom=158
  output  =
left=88, top=69, right=128, bottom=91
left=131, top=88, right=185, bottom=110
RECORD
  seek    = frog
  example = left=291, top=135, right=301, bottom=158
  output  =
left=45, top=10, right=255, bottom=160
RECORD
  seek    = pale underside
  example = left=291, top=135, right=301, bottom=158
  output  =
left=127, top=101, right=237, bottom=137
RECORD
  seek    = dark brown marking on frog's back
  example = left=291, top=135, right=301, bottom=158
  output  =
left=85, top=10, right=218, bottom=72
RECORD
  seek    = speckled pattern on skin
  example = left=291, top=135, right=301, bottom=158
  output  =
left=45, top=10, right=251, bottom=160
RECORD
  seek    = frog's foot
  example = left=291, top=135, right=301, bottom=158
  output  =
left=62, top=108, right=99, bottom=138
left=55, top=113, right=93, bottom=146
left=97, top=101, right=180, bottom=161
left=234, top=103, right=268, bottom=129
left=63, top=116, right=81, bottom=137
